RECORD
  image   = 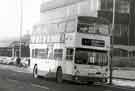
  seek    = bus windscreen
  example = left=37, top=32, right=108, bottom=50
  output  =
left=75, top=48, right=108, bottom=66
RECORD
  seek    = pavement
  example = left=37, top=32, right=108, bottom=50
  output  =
left=0, top=64, right=135, bottom=91
left=113, top=79, right=135, bottom=88
left=0, top=64, right=32, bottom=74
left=113, top=70, right=135, bottom=80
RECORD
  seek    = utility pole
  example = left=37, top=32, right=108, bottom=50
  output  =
left=109, top=0, right=115, bottom=84
left=19, top=0, right=23, bottom=58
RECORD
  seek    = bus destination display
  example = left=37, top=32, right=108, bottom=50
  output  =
left=82, top=38, right=105, bottom=47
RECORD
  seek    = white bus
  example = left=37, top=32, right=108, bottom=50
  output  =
left=30, top=16, right=110, bottom=83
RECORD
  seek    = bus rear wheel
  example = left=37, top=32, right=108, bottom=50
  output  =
left=33, top=65, right=39, bottom=79
left=56, top=68, right=63, bottom=83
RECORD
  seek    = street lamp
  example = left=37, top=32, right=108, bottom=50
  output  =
left=109, top=0, right=115, bottom=84
left=19, top=0, right=23, bottom=58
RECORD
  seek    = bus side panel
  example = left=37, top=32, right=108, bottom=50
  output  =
left=61, top=60, right=74, bottom=80
left=62, top=61, right=74, bottom=75
left=49, top=59, right=58, bottom=73
left=30, top=58, right=36, bottom=70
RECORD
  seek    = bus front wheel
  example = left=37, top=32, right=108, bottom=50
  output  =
left=33, top=65, right=39, bottom=79
left=56, top=68, right=63, bottom=83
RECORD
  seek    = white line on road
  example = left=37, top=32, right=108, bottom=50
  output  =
left=7, top=78, right=19, bottom=83
left=13, top=70, right=26, bottom=73
left=10, top=68, right=31, bottom=74
left=31, top=84, right=50, bottom=90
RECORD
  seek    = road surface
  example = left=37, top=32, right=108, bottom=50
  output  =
left=0, top=64, right=134, bottom=91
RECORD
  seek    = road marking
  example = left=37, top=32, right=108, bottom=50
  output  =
left=7, top=78, right=19, bottom=83
left=11, top=68, right=31, bottom=74
left=13, top=70, right=22, bottom=73
left=31, top=84, right=50, bottom=90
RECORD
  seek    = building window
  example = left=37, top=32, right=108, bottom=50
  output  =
left=100, top=0, right=113, bottom=11
left=120, top=24, right=129, bottom=36
left=100, top=0, right=130, bottom=13
left=114, top=24, right=121, bottom=37
left=113, top=24, right=129, bottom=37
left=116, top=0, right=130, bottom=13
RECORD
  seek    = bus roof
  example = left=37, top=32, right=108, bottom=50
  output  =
left=40, top=0, right=85, bottom=12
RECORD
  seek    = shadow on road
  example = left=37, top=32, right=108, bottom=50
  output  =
left=37, top=76, right=99, bottom=86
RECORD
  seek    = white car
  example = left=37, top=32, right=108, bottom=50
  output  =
left=21, top=57, right=30, bottom=67
left=2, top=57, right=15, bottom=65
left=8, top=57, right=17, bottom=65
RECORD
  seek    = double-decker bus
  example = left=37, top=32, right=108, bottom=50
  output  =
left=30, top=16, right=110, bottom=83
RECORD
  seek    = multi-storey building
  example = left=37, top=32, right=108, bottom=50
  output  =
left=99, top=0, right=135, bottom=57
left=39, top=0, right=134, bottom=57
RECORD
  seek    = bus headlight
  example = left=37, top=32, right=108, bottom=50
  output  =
left=75, top=70, right=80, bottom=75
left=103, top=73, right=107, bottom=77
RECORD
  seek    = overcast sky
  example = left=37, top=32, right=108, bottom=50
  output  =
left=0, top=0, right=51, bottom=40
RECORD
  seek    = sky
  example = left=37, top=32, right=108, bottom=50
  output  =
left=0, top=0, right=51, bottom=40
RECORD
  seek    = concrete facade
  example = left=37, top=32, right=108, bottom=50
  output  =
left=99, top=0, right=135, bottom=57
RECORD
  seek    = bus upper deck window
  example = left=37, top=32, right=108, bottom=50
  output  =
left=66, top=20, right=76, bottom=33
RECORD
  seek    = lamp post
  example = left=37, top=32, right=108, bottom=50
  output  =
left=19, top=0, right=23, bottom=58
left=109, top=0, right=115, bottom=84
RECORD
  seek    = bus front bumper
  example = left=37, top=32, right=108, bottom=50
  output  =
left=72, top=75, right=108, bottom=82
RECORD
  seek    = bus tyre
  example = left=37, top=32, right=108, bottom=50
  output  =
left=56, top=68, right=63, bottom=83
left=33, top=65, right=38, bottom=79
